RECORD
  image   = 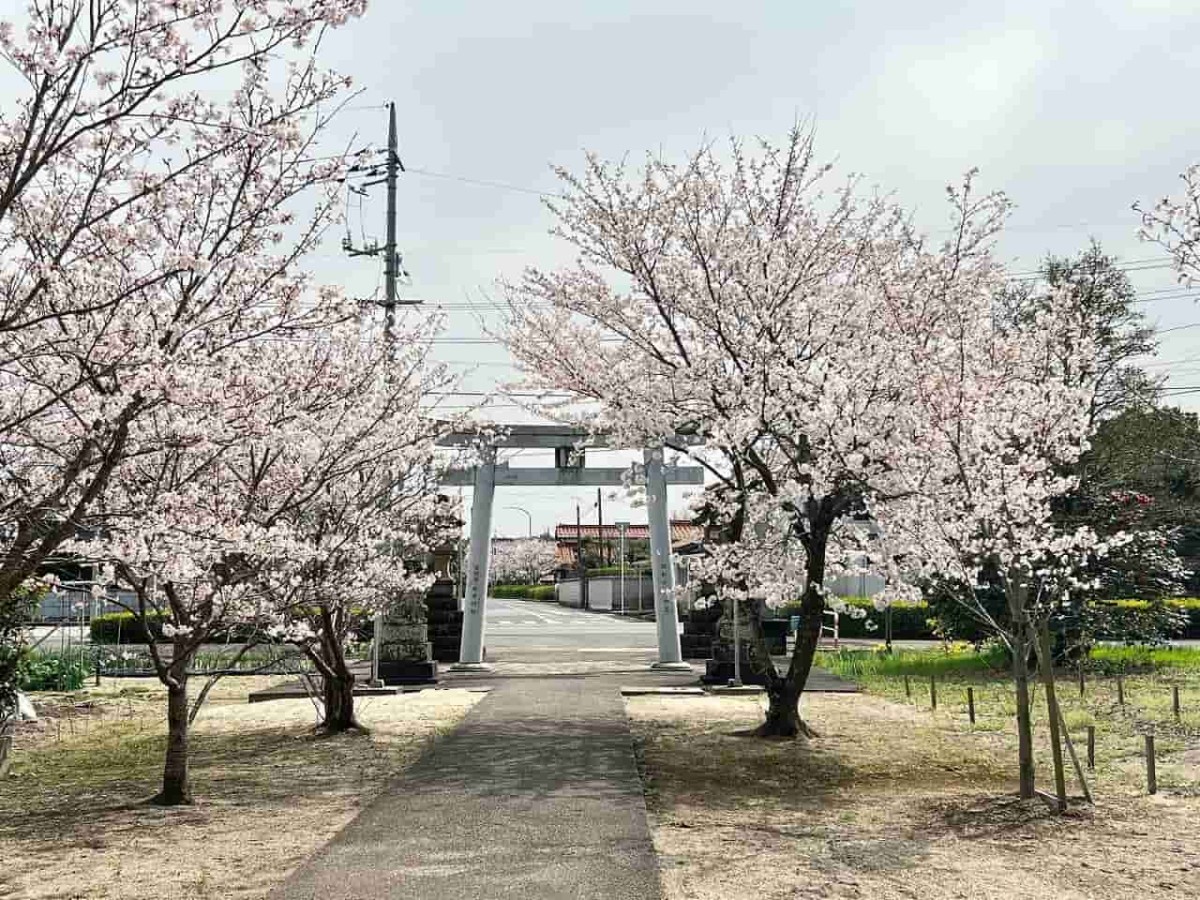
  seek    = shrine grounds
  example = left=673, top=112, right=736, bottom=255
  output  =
left=2, top=643, right=1199, bottom=899
left=629, top=646, right=1200, bottom=900
left=0, top=678, right=484, bottom=900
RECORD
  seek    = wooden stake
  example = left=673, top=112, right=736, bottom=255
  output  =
left=1145, top=735, right=1157, bottom=795
left=1173, top=685, right=1181, bottom=722
left=1117, top=674, right=1124, bottom=706
left=1078, top=665, right=1085, bottom=699
left=904, top=675, right=911, bottom=699
left=930, top=676, right=937, bottom=710
left=967, top=687, right=976, bottom=725
left=1037, top=620, right=1069, bottom=812
left=1059, top=707, right=1093, bottom=804
left=1086, top=725, right=1095, bottom=771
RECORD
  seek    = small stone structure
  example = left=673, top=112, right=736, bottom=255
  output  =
left=377, top=590, right=437, bottom=685
left=679, top=597, right=721, bottom=658
left=702, top=597, right=789, bottom=685
left=425, top=578, right=463, bottom=662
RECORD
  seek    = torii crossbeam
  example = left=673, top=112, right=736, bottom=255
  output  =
left=438, top=425, right=703, bottom=671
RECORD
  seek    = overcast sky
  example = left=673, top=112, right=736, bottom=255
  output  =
left=299, top=1, right=1200, bottom=535
left=11, top=1, right=1197, bottom=537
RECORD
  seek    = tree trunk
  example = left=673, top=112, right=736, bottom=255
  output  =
left=153, top=676, right=193, bottom=805
left=1011, top=628, right=1036, bottom=800
left=323, top=668, right=357, bottom=732
left=319, top=623, right=359, bottom=733
left=755, top=525, right=828, bottom=739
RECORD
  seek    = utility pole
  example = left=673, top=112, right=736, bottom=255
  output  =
left=342, top=101, right=414, bottom=684
left=342, top=100, right=414, bottom=335
left=577, top=503, right=588, bottom=611
left=596, top=487, right=605, bottom=565
left=383, top=100, right=399, bottom=336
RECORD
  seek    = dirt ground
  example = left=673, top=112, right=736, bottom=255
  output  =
left=0, top=677, right=483, bottom=900
left=626, top=692, right=1200, bottom=900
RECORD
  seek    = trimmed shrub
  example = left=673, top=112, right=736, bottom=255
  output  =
left=778, top=597, right=936, bottom=640
left=89, top=611, right=270, bottom=644
left=582, top=564, right=652, bottom=577
left=17, top=650, right=90, bottom=691
left=492, top=584, right=556, bottom=601
left=90, top=611, right=165, bottom=644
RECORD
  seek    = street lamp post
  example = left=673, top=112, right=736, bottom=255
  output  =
left=615, top=521, right=629, bottom=615
left=503, top=505, right=533, bottom=538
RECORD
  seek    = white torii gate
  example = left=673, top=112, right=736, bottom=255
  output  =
left=438, top=425, right=702, bottom=672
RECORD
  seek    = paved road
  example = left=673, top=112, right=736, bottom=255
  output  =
left=273, top=601, right=675, bottom=900
left=481, top=597, right=659, bottom=657
left=272, top=674, right=664, bottom=900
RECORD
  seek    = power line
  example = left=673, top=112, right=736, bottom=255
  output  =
left=405, top=166, right=562, bottom=199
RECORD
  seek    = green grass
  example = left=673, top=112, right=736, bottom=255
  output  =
left=816, top=644, right=1200, bottom=796
left=1089, top=644, right=1200, bottom=673
left=817, top=643, right=1009, bottom=681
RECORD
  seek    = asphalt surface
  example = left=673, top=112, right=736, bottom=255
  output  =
left=272, top=676, right=665, bottom=899
left=481, top=597, right=661, bottom=654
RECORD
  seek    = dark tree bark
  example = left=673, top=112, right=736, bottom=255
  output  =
left=323, top=668, right=357, bottom=732
left=755, top=580, right=822, bottom=738
left=1007, top=581, right=1037, bottom=800
left=1011, top=637, right=1036, bottom=800
left=153, top=672, right=193, bottom=805
left=751, top=517, right=831, bottom=739
left=316, top=607, right=360, bottom=733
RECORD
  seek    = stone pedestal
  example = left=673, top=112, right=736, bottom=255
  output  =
left=700, top=597, right=787, bottom=685
left=378, top=591, right=438, bottom=686
left=425, top=578, right=463, bottom=663
left=679, top=595, right=722, bottom=659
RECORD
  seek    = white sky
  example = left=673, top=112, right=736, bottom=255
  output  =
left=301, top=1, right=1200, bottom=536
left=9, top=0, right=1200, bottom=537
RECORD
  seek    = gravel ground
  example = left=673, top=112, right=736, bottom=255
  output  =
left=0, top=678, right=483, bottom=900
left=626, top=692, right=1200, bottom=900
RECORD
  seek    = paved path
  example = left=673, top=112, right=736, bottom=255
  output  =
left=272, top=675, right=663, bottom=900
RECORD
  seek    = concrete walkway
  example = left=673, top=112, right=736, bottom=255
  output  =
left=272, top=676, right=663, bottom=900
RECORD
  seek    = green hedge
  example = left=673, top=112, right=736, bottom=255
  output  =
left=1111, top=598, right=1200, bottom=639
left=492, top=584, right=556, bottom=601
left=836, top=599, right=933, bottom=640
left=582, top=564, right=652, bottom=577
left=90, top=611, right=165, bottom=643
left=783, top=596, right=1200, bottom=642
left=18, top=649, right=91, bottom=691
left=89, top=612, right=266, bottom=644
left=776, top=597, right=934, bottom=640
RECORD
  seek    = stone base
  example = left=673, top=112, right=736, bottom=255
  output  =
left=377, top=659, right=438, bottom=686
left=650, top=660, right=694, bottom=672
left=702, top=658, right=770, bottom=686
left=448, top=662, right=493, bottom=673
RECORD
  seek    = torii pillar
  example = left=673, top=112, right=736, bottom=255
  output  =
left=644, top=447, right=690, bottom=670
left=453, top=446, right=496, bottom=671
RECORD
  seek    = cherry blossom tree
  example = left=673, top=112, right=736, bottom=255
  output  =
left=503, top=130, right=1008, bottom=737
left=252, top=321, right=457, bottom=734
left=871, top=289, right=1108, bottom=807
left=0, top=0, right=367, bottom=707
left=89, top=312, right=456, bottom=802
left=490, top=538, right=557, bottom=585
left=1137, top=164, right=1200, bottom=284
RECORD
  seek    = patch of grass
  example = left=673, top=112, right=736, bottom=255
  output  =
left=816, top=643, right=1009, bottom=681
left=815, top=644, right=1200, bottom=800
left=627, top=691, right=1200, bottom=900
left=1089, top=644, right=1200, bottom=674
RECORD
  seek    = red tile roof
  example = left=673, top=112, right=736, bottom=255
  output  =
left=554, top=520, right=703, bottom=567
left=554, top=521, right=702, bottom=543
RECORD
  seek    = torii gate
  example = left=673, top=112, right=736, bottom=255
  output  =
left=438, top=425, right=702, bottom=672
